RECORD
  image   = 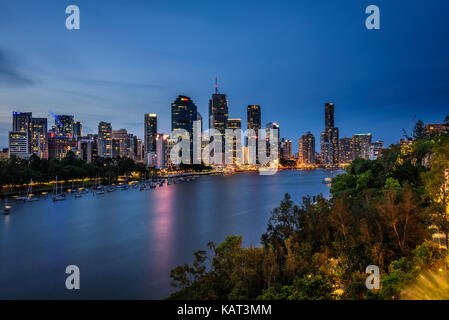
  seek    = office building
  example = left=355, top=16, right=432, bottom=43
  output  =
left=8, top=131, right=30, bottom=158
left=144, top=114, right=157, bottom=154
left=280, top=138, right=292, bottom=160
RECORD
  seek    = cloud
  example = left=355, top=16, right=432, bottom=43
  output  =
left=0, top=49, right=34, bottom=87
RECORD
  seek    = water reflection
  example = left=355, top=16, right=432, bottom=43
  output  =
left=0, top=170, right=338, bottom=299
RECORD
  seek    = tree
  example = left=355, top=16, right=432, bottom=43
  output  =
left=413, top=120, right=426, bottom=140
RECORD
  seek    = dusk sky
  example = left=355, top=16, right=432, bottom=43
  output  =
left=0, top=0, right=448, bottom=151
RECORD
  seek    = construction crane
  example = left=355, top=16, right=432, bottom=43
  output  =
left=49, top=110, right=63, bottom=127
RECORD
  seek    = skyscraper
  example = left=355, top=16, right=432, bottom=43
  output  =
left=325, top=102, right=335, bottom=130
left=31, top=118, right=48, bottom=159
left=171, top=95, right=199, bottom=164
left=144, top=114, right=157, bottom=154
left=280, top=138, right=292, bottom=160
left=209, top=81, right=228, bottom=135
left=73, top=121, right=83, bottom=139
left=172, top=96, right=198, bottom=133
left=338, top=137, right=353, bottom=164
left=156, top=133, right=169, bottom=169
left=247, top=105, right=261, bottom=164
left=8, top=131, right=30, bottom=158
left=265, top=122, right=280, bottom=160
left=98, top=122, right=112, bottom=158
left=321, top=103, right=339, bottom=166
left=55, top=115, right=74, bottom=138
left=112, top=129, right=129, bottom=158
left=369, top=140, right=384, bottom=160
left=298, top=132, right=315, bottom=165
left=353, top=133, right=372, bottom=160
left=247, top=105, right=261, bottom=132
left=227, top=118, right=242, bottom=164
left=12, top=112, right=32, bottom=151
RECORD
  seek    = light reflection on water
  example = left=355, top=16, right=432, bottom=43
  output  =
left=0, top=170, right=339, bottom=299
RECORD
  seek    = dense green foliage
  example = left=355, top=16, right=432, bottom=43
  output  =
left=168, top=121, right=449, bottom=300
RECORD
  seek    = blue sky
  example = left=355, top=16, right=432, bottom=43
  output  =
left=0, top=0, right=448, bottom=151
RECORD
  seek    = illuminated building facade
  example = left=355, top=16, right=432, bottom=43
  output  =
left=338, top=137, right=353, bottom=164
left=171, top=95, right=198, bottom=164
left=47, top=134, right=78, bottom=160
left=112, top=129, right=129, bottom=158
left=280, top=138, right=292, bottom=160
left=31, top=117, right=48, bottom=159
left=8, top=131, right=30, bottom=158
left=12, top=112, right=32, bottom=151
left=98, top=122, right=112, bottom=158
left=369, top=140, right=384, bottom=160
left=227, top=118, right=242, bottom=164
left=353, top=133, right=372, bottom=160
left=55, top=115, right=74, bottom=138
left=247, top=105, right=261, bottom=163
left=321, top=103, right=339, bottom=166
left=144, top=114, right=157, bottom=154
left=298, top=132, right=315, bottom=165
left=73, top=121, right=83, bottom=139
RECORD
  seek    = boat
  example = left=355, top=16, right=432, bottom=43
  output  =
left=17, top=179, right=38, bottom=201
left=323, top=177, right=332, bottom=184
left=150, top=182, right=157, bottom=189
left=95, top=186, right=105, bottom=195
left=75, top=192, right=82, bottom=199
left=53, top=176, right=66, bottom=201
left=3, top=205, right=11, bottom=215
left=140, top=183, right=149, bottom=191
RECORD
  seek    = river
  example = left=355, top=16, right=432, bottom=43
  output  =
left=0, top=169, right=340, bottom=299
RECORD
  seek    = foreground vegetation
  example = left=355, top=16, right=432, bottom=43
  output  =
left=167, top=122, right=449, bottom=300
left=0, top=152, right=212, bottom=191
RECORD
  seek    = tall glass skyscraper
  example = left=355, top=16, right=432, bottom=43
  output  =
left=171, top=95, right=198, bottom=164
left=144, top=114, right=157, bottom=154
left=321, top=102, right=339, bottom=166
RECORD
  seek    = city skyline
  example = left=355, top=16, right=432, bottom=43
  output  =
left=1, top=1, right=448, bottom=151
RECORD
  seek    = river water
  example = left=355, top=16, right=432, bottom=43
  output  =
left=0, top=169, right=338, bottom=299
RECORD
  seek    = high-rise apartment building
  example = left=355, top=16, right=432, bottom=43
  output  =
left=353, top=133, right=372, bottom=160
left=98, top=122, right=112, bottom=158
left=55, top=115, right=74, bottom=138
left=31, top=118, right=48, bottom=159
left=369, top=140, right=384, bottom=160
left=298, top=132, right=315, bottom=165
left=338, top=137, right=353, bottom=164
